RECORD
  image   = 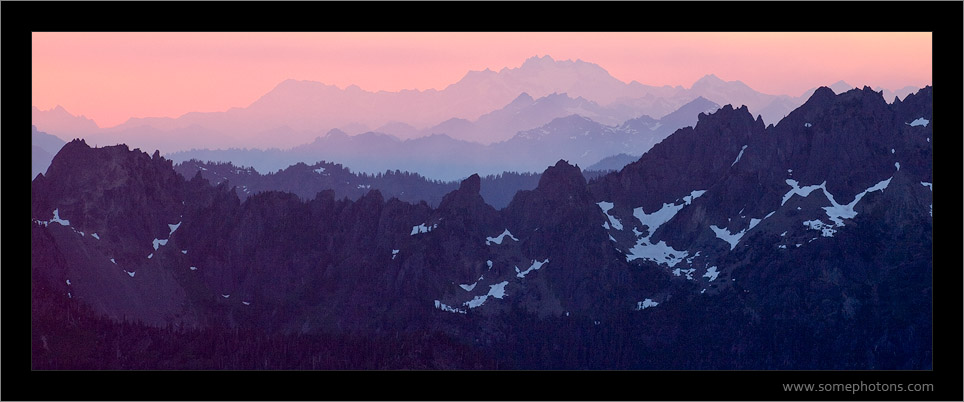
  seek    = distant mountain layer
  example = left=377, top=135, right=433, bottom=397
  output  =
left=166, top=96, right=721, bottom=181
left=585, top=153, right=639, bottom=172
left=31, top=55, right=922, bottom=153
left=32, top=126, right=67, bottom=179
left=32, top=86, right=932, bottom=369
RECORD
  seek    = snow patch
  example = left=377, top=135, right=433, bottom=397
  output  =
left=683, top=190, right=706, bottom=204
left=222, top=294, right=230, bottom=299
left=635, top=299, right=659, bottom=310
left=486, top=260, right=493, bottom=269
left=66, top=279, right=71, bottom=285
left=168, top=222, right=181, bottom=236
left=435, top=300, right=465, bottom=314
left=152, top=238, right=168, bottom=250
left=463, top=281, right=509, bottom=309
left=357, top=184, right=371, bottom=189
left=778, top=244, right=787, bottom=249
left=627, top=240, right=688, bottom=267
left=895, top=162, right=900, bottom=171
left=710, top=225, right=746, bottom=250
left=891, top=148, right=895, bottom=154
left=125, top=271, right=135, bottom=278
left=780, top=231, right=787, bottom=237
left=804, top=122, right=812, bottom=127
left=748, top=218, right=762, bottom=231
left=821, top=176, right=892, bottom=226
left=703, top=266, right=719, bottom=282
left=486, top=229, right=519, bottom=245
left=782, top=179, right=825, bottom=206
left=410, top=222, right=438, bottom=235
left=908, top=117, right=929, bottom=127
left=190, top=266, right=197, bottom=271
left=625, top=190, right=706, bottom=266
left=596, top=201, right=623, bottom=230
left=314, top=167, right=326, bottom=174
left=147, top=253, right=153, bottom=259
left=50, top=209, right=70, bottom=226
left=460, top=282, right=477, bottom=292
left=91, top=233, right=100, bottom=240
left=804, top=219, right=836, bottom=237
left=182, top=250, right=188, bottom=254
left=731, top=145, right=747, bottom=166
left=516, top=259, right=548, bottom=279
left=609, top=234, right=617, bottom=242
left=392, top=249, right=399, bottom=260
left=110, top=258, right=116, bottom=264
left=672, top=268, right=696, bottom=280
left=489, top=281, right=508, bottom=299
left=920, top=182, right=932, bottom=190
left=242, top=301, right=251, bottom=306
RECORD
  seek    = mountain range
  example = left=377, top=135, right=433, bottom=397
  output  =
left=31, top=85, right=933, bottom=370
left=163, top=95, right=721, bottom=181
left=32, top=55, right=921, bottom=154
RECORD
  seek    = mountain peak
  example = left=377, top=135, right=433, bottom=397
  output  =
left=537, top=159, right=585, bottom=191
left=511, top=92, right=534, bottom=105
left=324, top=128, right=348, bottom=138
left=693, top=74, right=725, bottom=87
left=829, top=80, right=853, bottom=93
left=459, top=173, right=481, bottom=195
left=523, top=54, right=557, bottom=66
left=806, top=86, right=837, bottom=105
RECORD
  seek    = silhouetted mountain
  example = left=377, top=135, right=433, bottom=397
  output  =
left=32, top=86, right=932, bottom=370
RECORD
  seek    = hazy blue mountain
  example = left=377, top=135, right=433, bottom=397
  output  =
left=31, top=106, right=100, bottom=138
left=585, top=153, right=639, bottom=172
left=44, top=56, right=917, bottom=153
left=167, top=97, right=721, bottom=181
left=32, top=126, right=67, bottom=178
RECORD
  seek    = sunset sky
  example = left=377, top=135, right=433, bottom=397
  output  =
left=32, top=32, right=932, bottom=128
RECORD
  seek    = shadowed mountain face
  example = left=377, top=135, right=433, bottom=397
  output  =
left=32, top=86, right=932, bottom=370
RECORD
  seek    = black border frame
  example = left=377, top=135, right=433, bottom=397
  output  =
left=5, top=1, right=961, bottom=400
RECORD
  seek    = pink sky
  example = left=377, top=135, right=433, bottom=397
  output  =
left=32, top=32, right=932, bottom=128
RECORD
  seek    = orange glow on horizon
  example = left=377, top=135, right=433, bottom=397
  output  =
left=32, top=32, right=932, bottom=128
